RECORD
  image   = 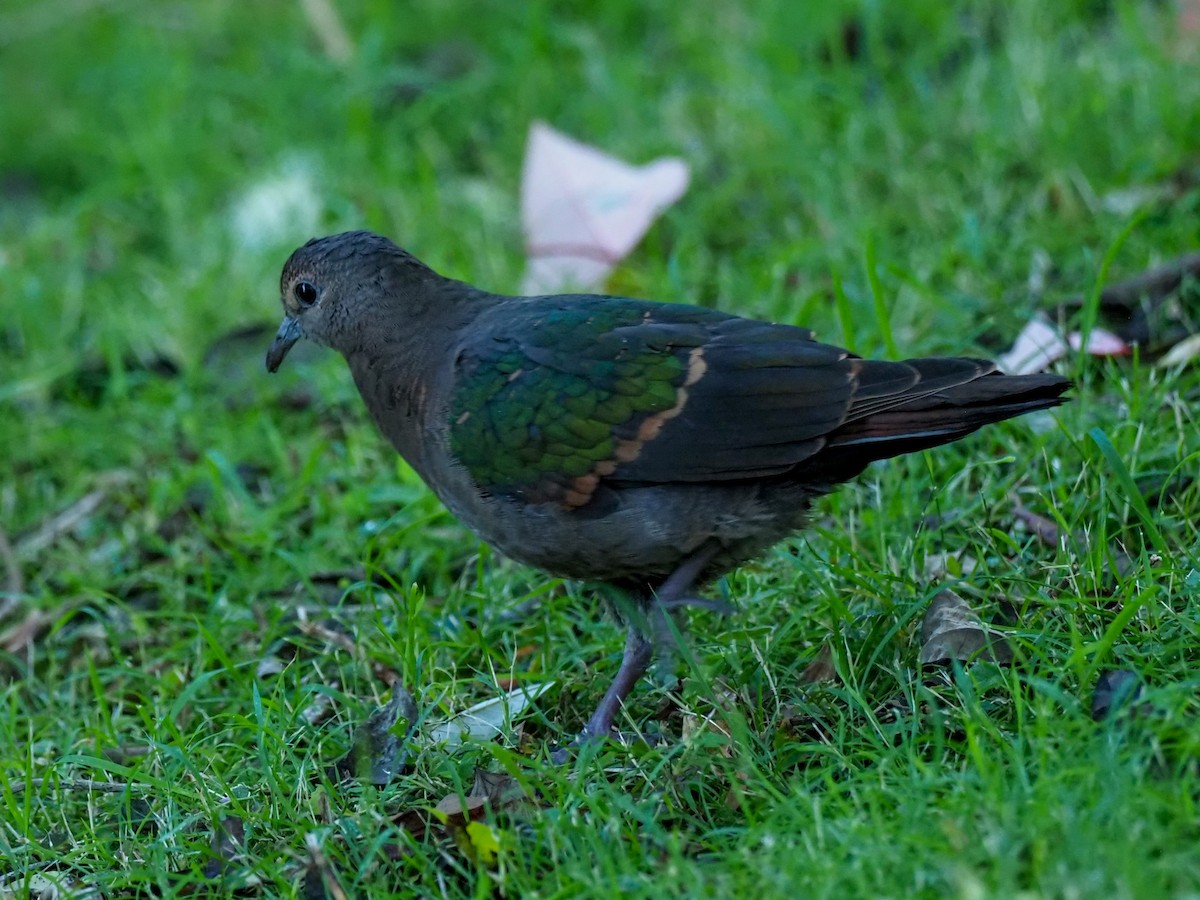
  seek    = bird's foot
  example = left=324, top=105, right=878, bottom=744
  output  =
left=547, top=727, right=606, bottom=765
left=548, top=728, right=660, bottom=765
left=657, top=595, right=734, bottom=615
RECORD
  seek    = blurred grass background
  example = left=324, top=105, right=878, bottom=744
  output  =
left=3, top=0, right=1197, bottom=386
left=1, top=0, right=1199, bottom=896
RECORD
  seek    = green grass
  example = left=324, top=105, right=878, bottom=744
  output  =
left=2, top=0, right=1199, bottom=896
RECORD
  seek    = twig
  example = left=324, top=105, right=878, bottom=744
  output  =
left=305, top=833, right=350, bottom=900
left=1, top=607, right=55, bottom=654
left=0, top=527, right=22, bottom=622
left=1011, top=497, right=1066, bottom=547
left=1060, top=252, right=1200, bottom=313
left=15, top=471, right=130, bottom=557
left=299, top=0, right=354, bottom=63
left=12, top=778, right=141, bottom=793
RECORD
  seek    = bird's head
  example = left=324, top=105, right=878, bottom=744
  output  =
left=266, top=230, right=433, bottom=373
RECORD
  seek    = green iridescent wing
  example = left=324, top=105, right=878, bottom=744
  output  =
left=448, top=296, right=870, bottom=508
left=449, top=300, right=697, bottom=505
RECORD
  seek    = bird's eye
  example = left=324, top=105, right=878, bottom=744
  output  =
left=294, top=281, right=319, bottom=307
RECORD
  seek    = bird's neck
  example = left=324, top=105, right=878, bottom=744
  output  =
left=345, top=340, right=438, bottom=473
left=343, top=280, right=495, bottom=477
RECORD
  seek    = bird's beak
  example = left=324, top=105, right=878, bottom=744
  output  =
left=265, top=315, right=302, bottom=373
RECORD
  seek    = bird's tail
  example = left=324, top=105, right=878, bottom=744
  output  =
left=809, top=359, right=1069, bottom=479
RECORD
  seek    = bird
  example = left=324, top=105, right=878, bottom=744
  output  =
left=266, top=230, right=1070, bottom=745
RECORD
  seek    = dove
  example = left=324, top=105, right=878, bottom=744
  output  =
left=267, top=230, right=1069, bottom=744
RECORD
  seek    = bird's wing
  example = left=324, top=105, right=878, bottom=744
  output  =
left=448, top=297, right=930, bottom=508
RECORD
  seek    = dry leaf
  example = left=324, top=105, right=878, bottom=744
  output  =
left=922, top=551, right=978, bottom=580
left=0, top=872, right=99, bottom=900
left=1156, top=332, right=1200, bottom=368
left=1, top=606, right=58, bottom=654
left=201, top=815, right=246, bottom=881
left=434, top=792, right=488, bottom=823
left=1100, top=184, right=1176, bottom=216
left=256, top=655, right=285, bottom=678
left=1179, top=0, right=1200, bottom=55
left=333, top=685, right=418, bottom=785
left=799, top=643, right=838, bottom=685
left=427, top=681, right=553, bottom=747
left=520, top=121, right=689, bottom=294
left=435, top=770, right=529, bottom=821
left=301, top=832, right=348, bottom=900
left=1092, top=670, right=1145, bottom=721
left=1010, top=496, right=1134, bottom=586
left=919, top=589, right=1012, bottom=666
left=296, top=615, right=357, bottom=655
left=301, top=689, right=335, bottom=727
left=1067, top=328, right=1128, bottom=355
left=997, top=314, right=1127, bottom=375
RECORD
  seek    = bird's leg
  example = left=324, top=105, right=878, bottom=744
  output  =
left=578, top=541, right=722, bottom=742
left=579, top=626, right=655, bottom=740
left=653, top=540, right=720, bottom=606
left=650, top=540, right=729, bottom=617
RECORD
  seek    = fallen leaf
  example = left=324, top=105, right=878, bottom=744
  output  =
left=434, top=792, right=487, bottom=823
left=433, top=770, right=533, bottom=832
left=470, top=769, right=528, bottom=806
left=1067, top=328, right=1129, bottom=355
left=1010, top=495, right=1134, bottom=586
left=1100, top=184, right=1175, bottom=216
left=919, top=589, right=1012, bottom=666
left=301, top=689, right=335, bottom=727
left=922, top=551, right=978, bottom=580
left=333, top=685, right=418, bottom=785
left=295, top=614, right=357, bottom=656
left=0, top=872, right=98, bottom=900
left=427, top=681, right=553, bottom=747
left=996, top=316, right=1067, bottom=375
left=520, top=122, right=689, bottom=294
left=229, top=157, right=321, bottom=252
left=1156, top=332, right=1200, bottom=368
left=1053, top=251, right=1200, bottom=353
left=799, top=643, right=838, bottom=685
left=300, top=832, right=348, bottom=900
left=997, top=314, right=1128, bottom=375
left=256, top=655, right=286, bottom=678
left=1091, top=669, right=1144, bottom=721
left=201, top=815, right=246, bottom=881
left=464, top=821, right=501, bottom=864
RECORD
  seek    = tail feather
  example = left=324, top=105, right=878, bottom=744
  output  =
left=807, top=364, right=1069, bottom=480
